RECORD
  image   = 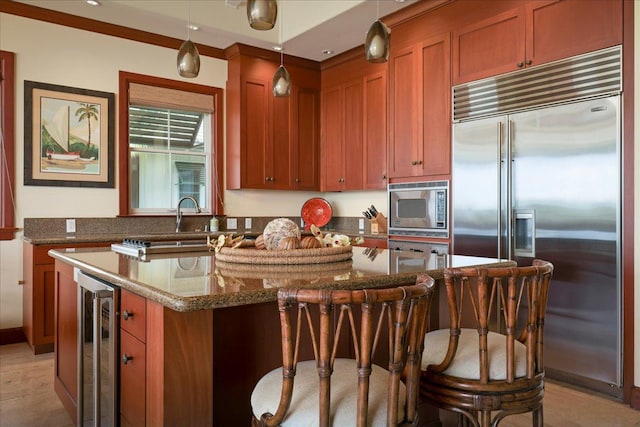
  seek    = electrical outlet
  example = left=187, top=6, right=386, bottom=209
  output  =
left=244, top=218, right=252, bottom=230
left=358, top=218, right=365, bottom=230
left=227, top=217, right=238, bottom=230
left=66, top=219, right=76, bottom=233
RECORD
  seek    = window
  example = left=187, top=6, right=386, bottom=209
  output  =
left=118, top=72, right=224, bottom=216
left=0, top=50, right=16, bottom=241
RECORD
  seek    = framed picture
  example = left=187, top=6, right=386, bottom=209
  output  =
left=24, top=81, right=115, bottom=188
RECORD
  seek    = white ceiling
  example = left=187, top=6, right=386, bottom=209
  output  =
left=15, top=0, right=418, bottom=61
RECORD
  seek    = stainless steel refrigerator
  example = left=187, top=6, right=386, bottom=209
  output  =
left=451, top=47, right=622, bottom=397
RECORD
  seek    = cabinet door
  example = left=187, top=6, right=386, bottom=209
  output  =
left=322, top=86, right=344, bottom=191
left=525, top=0, right=622, bottom=67
left=270, top=94, right=291, bottom=189
left=388, top=44, right=420, bottom=178
left=120, top=330, right=146, bottom=427
left=363, top=72, right=388, bottom=189
left=342, top=80, right=364, bottom=190
left=242, top=78, right=270, bottom=188
left=452, top=8, right=525, bottom=84
left=292, top=87, right=319, bottom=190
left=34, top=264, right=55, bottom=350
left=121, top=290, right=146, bottom=342
left=54, top=260, right=78, bottom=424
left=421, top=33, right=451, bottom=176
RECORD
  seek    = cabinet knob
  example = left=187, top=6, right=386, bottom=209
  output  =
left=295, top=178, right=300, bottom=183
left=123, top=310, right=134, bottom=320
left=417, top=160, right=423, bottom=165
left=517, top=62, right=524, bottom=68
left=382, top=174, right=387, bottom=180
left=526, top=59, right=532, bottom=65
left=122, top=354, right=134, bottom=365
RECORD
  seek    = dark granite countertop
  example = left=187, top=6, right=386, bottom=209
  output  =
left=49, top=247, right=514, bottom=312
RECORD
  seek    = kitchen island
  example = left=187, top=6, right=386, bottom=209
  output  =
left=49, top=246, right=513, bottom=426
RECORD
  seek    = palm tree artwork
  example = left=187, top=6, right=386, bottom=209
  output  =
left=75, top=103, right=99, bottom=148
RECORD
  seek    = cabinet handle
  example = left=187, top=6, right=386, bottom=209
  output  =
left=517, top=62, right=524, bottom=68
left=123, top=310, right=134, bottom=320
left=526, top=59, right=532, bottom=65
left=122, top=354, right=134, bottom=365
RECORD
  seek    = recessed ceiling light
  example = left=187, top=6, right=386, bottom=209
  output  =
left=273, top=45, right=283, bottom=52
left=322, top=50, right=334, bottom=56
left=187, top=24, right=200, bottom=31
left=86, top=0, right=101, bottom=6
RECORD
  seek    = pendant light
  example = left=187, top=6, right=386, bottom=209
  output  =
left=365, top=0, right=390, bottom=63
left=247, top=0, right=278, bottom=31
left=177, top=4, right=200, bottom=78
left=272, top=1, right=290, bottom=97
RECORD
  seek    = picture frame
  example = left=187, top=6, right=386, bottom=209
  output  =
left=24, top=81, right=115, bottom=188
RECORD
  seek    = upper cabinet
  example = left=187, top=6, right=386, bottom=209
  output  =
left=321, top=53, right=387, bottom=191
left=388, top=33, right=451, bottom=180
left=452, top=0, right=622, bottom=85
left=226, top=44, right=320, bottom=190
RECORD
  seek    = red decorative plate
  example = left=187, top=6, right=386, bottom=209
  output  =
left=301, top=198, right=332, bottom=229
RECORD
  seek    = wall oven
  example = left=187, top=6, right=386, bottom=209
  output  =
left=388, top=181, right=449, bottom=237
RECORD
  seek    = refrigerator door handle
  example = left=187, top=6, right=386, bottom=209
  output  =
left=506, top=119, right=514, bottom=259
left=497, top=121, right=503, bottom=259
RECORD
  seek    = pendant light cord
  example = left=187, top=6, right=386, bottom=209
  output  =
left=279, top=0, right=284, bottom=65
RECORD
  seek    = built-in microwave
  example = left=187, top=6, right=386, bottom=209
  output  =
left=388, top=181, right=449, bottom=237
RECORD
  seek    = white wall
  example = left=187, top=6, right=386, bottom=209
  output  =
left=0, top=13, right=387, bottom=329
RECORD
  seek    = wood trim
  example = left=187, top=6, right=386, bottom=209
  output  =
left=118, top=71, right=225, bottom=216
left=224, top=43, right=320, bottom=70
left=0, top=327, right=25, bottom=345
left=383, top=0, right=452, bottom=29
left=0, top=0, right=226, bottom=60
left=0, top=50, right=16, bottom=241
left=621, top=0, right=635, bottom=405
left=631, top=386, right=640, bottom=411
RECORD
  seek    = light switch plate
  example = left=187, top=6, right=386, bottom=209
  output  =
left=244, top=218, right=252, bottom=229
left=66, top=218, right=76, bottom=233
left=227, top=217, right=237, bottom=229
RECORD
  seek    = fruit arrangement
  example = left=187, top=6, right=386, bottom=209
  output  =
left=208, top=218, right=363, bottom=253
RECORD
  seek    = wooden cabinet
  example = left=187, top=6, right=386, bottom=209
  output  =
left=321, top=67, right=387, bottom=191
left=452, top=0, right=622, bottom=84
left=321, top=80, right=364, bottom=191
left=53, top=260, right=78, bottom=425
left=226, top=43, right=320, bottom=190
left=356, top=237, right=388, bottom=249
left=120, top=290, right=146, bottom=427
left=23, top=242, right=110, bottom=354
left=388, top=33, right=451, bottom=180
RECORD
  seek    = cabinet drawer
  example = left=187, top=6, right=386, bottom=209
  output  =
left=120, top=290, right=146, bottom=342
left=120, top=330, right=145, bottom=427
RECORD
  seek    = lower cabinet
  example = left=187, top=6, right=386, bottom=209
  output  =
left=53, top=260, right=78, bottom=425
left=120, top=290, right=146, bottom=427
left=25, top=242, right=111, bottom=355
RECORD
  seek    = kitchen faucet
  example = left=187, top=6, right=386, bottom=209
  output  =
left=176, top=196, right=201, bottom=232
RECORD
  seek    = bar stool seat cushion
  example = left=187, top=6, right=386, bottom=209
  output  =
left=251, top=358, right=406, bottom=426
left=422, top=328, right=528, bottom=380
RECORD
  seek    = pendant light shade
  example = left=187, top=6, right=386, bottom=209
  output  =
left=273, top=64, right=291, bottom=97
left=177, top=39, right=200, bottom=78
left=365, top=19, right=390, bottom=63
left=247, top=0, right=278, bottom=30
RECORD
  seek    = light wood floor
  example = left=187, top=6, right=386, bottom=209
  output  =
left=1, top=342, right=639, bottom=426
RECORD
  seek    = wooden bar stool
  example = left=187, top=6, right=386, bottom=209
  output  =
left=251, top=274, right=436, bottom=426
left=420, top=260, right=554, bottom=427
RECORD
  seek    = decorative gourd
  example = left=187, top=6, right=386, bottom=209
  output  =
left=300, top=235, right=321, bottom=249
left=277, top=236, right=300, bottom=250
left=262, top=218, right=301, bottom=250
left=255, top=235, right=266, bottom=250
